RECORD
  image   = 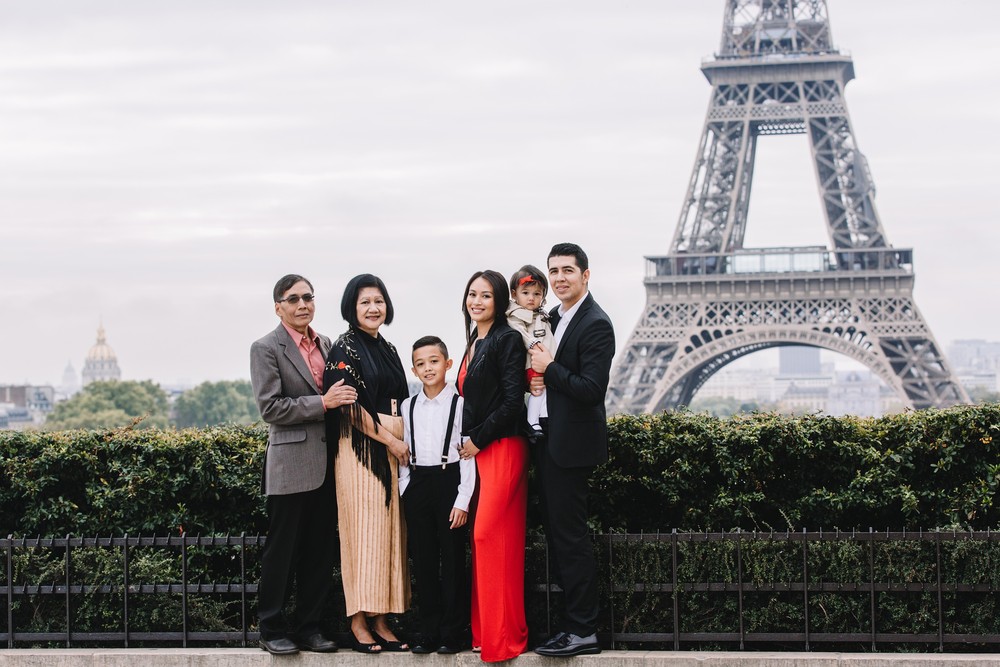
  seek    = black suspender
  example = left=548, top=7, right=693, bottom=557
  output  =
left=442, top=394, right=460, bottom=469
left=408, top=397, right=418, bottom=462
left=408, top=393, right=461, bottom=469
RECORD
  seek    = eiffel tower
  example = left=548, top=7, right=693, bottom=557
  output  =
left=607, top=0, right=968, bottom=414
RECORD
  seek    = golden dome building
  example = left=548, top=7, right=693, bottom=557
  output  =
left=81, top=324, right=122, bottom=386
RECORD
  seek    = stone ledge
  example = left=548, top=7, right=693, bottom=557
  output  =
left=1, top=650, right=999, bottom=667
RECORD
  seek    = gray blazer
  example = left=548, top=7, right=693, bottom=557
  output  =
left=250, top=324, right=333, bottom=496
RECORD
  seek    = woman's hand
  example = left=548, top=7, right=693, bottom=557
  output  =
left=387, top=436, right=410, bottom=467
left=459, top=441, right=480, bottom=460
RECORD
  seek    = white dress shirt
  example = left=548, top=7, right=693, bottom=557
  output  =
left=539, top=291, right=589, bottom=420
left=399, top=383, right=475, bottom=512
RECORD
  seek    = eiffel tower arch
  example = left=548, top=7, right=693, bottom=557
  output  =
left=607, top=0, right=968, bottom=414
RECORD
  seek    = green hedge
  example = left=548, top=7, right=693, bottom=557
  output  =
left=0, top=425, right=268, bottom=537
left=2, top=406, right=999, bottom=648
left=2, top=405, right=999, bottom=537
left=595, top=405, right=1000, bottom=531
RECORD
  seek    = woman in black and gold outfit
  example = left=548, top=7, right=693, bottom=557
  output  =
left=324, top=274, right=411, bottom=653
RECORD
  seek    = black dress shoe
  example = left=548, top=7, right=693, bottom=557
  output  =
left=296, top=632, right=338, bottom=652
left=533, top=632, right=600, bottom=657
left=537, top=631, right=568, bottom=649
left=259, top=637, right=299, bottom=655
left=411, top=640, right=440, bottom=654
left=437, top=644, right=464, bottom=654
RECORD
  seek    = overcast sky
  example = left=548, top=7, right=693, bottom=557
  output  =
left=2, top=1, right=998, bottom=388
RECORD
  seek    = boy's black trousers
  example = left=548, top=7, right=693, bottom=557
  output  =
left=403, top=463, right=469, bottom=645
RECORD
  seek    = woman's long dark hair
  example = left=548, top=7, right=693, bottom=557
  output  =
left=462, top=269, right=510, bottom=360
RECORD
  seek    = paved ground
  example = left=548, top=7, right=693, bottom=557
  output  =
left=1, top=650, right=1000, bottom=667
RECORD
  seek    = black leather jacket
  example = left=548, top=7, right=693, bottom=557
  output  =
left=461, top=320, right=527, bottom=450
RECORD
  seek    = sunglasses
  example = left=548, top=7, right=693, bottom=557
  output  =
left=278, top=293, right=315, bottom=305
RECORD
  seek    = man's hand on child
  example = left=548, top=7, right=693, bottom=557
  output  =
left=529, top=342, right=553, bottom=374
left=449, top=508, right=468, bottom=529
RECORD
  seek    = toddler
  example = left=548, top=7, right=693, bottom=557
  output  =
left=505, top=265, right=554, bottom=440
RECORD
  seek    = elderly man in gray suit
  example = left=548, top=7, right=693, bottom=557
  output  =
left=250, top=274, right=357, bottom=655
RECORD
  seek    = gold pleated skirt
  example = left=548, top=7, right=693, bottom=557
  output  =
left=335, top=414, right=411, bottom=617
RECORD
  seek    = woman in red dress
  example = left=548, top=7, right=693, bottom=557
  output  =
left=457, top=269, right=529, bottom=662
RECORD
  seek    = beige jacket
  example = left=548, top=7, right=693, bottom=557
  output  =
left=506, top=304, right=554, bottom=369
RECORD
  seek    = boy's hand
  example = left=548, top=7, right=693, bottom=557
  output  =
left=449, top=507, right=468, bottom=529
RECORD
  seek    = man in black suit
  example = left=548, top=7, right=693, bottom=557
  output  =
left=528, top=243, right=615, bottom=657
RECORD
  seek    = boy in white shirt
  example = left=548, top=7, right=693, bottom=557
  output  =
left=399, top=336, right=474, bottom=654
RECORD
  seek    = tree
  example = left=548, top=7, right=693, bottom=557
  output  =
left=968, top=386, right=1000, bottom=405
left=172, top=380, right=260, bottom=428
left=45, top=380, right=169, bottom=430
left=688, top=396, right=775, bottom=417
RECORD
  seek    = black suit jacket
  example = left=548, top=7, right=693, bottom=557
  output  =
left=544, top=292, right=615, bottom=468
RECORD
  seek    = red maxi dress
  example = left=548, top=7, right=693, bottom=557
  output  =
left=459, top=359, right=529, bottom=662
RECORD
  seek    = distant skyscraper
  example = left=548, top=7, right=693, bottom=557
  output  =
left=779, top=347, right=821, bottom=376
left=81, top=324, right=122, bottom=386
left=60, top=361, right=80, bottom=396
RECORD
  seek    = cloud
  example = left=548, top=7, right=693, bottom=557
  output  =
left=1, top=0, right=997, bottom=388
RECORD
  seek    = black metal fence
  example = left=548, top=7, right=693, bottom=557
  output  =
left=3, top=530, right=999, bottom=650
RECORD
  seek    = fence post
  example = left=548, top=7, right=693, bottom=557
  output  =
left=736, top=530, right=744, bottom=650
left=240, top=533, right=247, bottom=648
left=607, top=532, right=615, bottom=650
left=868, top=527, right=876, bottom=651
left=181, top=533, right=188, bottom=648
left=5, top=536, right=12, bottom=648
left=936, top=530, right=944, bottom=652
left=671, top=529, right=679, bottom=651
left=802, top=528, right=810, bottom=651
left=64, top=535, right=72, bottom=648
left=123, top=534, right=130, bottom=648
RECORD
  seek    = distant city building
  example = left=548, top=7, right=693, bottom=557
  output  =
left=81, top=325, right=122, bottom=386
left=696, top=367, right=775, bottom=403
left=828, top=370, right=883, bottom=417
left=778, top=383, right=827, bottom=414
left=697, top=352, right=897, bottom=417
left=948, top=340, right=1000, bottom=373
left=0, top=405, right=34, bottom=431
left=948, top=339, right=1000, bottom=395
left=0, top=385, right=54, bottom=429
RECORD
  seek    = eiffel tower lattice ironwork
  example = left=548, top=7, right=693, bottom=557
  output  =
left=607, top=0, right=968, bottom=414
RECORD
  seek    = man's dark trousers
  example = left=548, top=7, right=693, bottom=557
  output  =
left=533, top=430, right=599, bottom=636
left=258, top=443, right=337, bottom=640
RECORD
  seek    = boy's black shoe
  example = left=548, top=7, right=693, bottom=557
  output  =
left=437, top=644, right=464, bottom=654
left=411, top=637, right=440, bottom=654
left=296, top=632, right=338, bottom=652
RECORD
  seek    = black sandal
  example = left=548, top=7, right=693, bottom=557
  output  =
left=351, top=630, right=381, bottom=654
left=373, top=631, right=410, bottom=652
